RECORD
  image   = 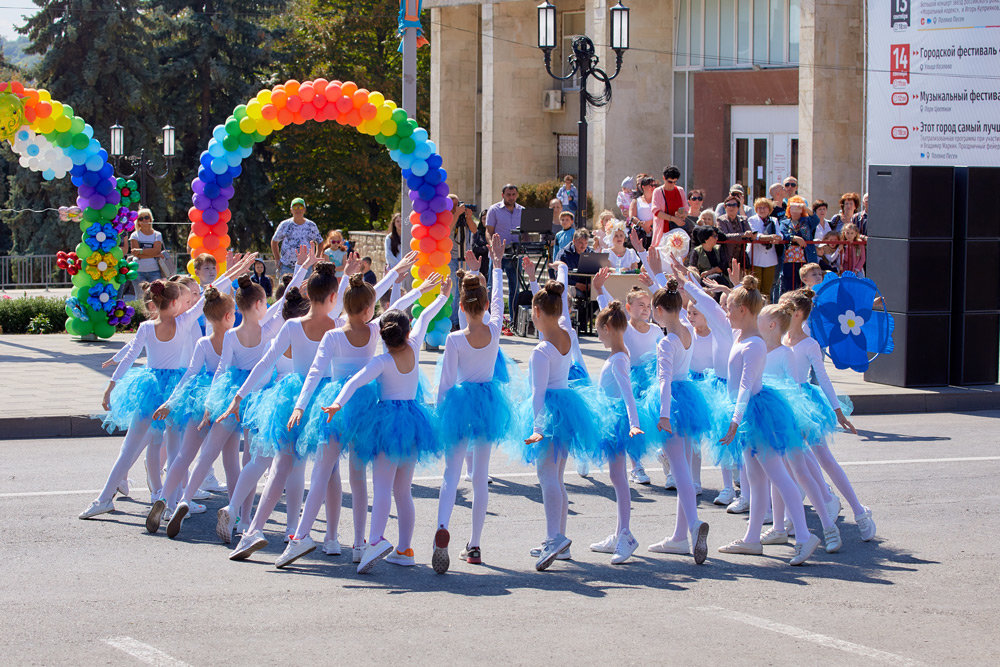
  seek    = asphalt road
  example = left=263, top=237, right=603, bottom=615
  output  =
left=2, top=410, right=997, bottom=665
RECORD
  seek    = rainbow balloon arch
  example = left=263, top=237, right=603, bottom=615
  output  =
left=0, top=81, right=139, bottom=338
left=188, top=78, right=453, bottom=346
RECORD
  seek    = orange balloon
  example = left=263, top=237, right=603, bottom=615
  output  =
left=429, top=251, right=449, bottom=267
left=408, top=211, right=421, bottom=225
left=313, top=78, right=328, bottom=96
left=346, top=109, right=362, bottom=127
left=436, top=211, right=452, bottom=226
left=341, top=81, right=358, bottom=97
left=292, top=111, right=305, bottom=125
left=416, top=264, right=433, bottom=280
left=409, top=238, right=421, bottom=252
left=218, top=234, right=231, bottom=248
left=271, top=89, right=288, bottom=108
left=211, top=247, right=227, bottom=263
left=415, top=253, right=431, bottom=266
left=418, top=237, right=436, bottom=253
left=188, top=234, right=203, bottom=250
left=276, top=108, right=293, bottom=125
left=436, top=238, right=453, bottom=253
left=299, top=83, right=315, bottom=102
left=284, top=80, right=300, bottom=96
left=428, top=223, right=449, bottom=241
left=359, top=103, right=377, bottom=120
left=261, top=104, right=277, bottom=120
left=353, top=89, right=370, bottom=108
left=324, top=83, right=342, bottom=103
left=412, top=224, right=429, bottom=239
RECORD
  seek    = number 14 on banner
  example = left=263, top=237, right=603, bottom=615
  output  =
left=890, top=44, right=910, bottom=88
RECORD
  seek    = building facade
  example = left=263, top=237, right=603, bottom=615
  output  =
left=427, top=0, right=865, bottom=215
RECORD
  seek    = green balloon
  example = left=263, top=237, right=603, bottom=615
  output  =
left=70, top=117, right=85, bottom=134
left=71, top=132, right=89, bottom=150
left=225, top=118, right=240, bottom=136
left=238, top=132, right=253, bottom=148
left=234, top=105, right=248, bottom=120
left=391, top=109, right=408, bottom=124
left=126, top=180, right=138, bottom=191
left=385, top=135, right=400, bottom=150
left=65, top=316, right=91, bottom=336
left=411, top=303, right=424, bottom=318
left=374, top=133, right=387, bottom=145
left=398, top=137, right=416, bottom=154
left=61, top=105, right=74, bottom=118
left=100, top=204, right=118, bottom=220
left=75, top=242, right=94, bottom=261
left=95, top=320, right=116, bottom=339
left=82, top=208, right=101, bottom=223
left=55, top=133, right=73, bottom=148
left=251, top=131, right=265, bottom=143
left=222, top=135, right=238, bottom=152
left=70, top=271, right=91, bottom=289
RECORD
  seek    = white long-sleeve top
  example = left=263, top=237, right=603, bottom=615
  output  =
left=684, top=280, right=734, bottom=379
left=530, top=263, right=586, bottom=368
left=727, top=335, right=766, bottom=423
left=764, top=345, right=794, bottom=380
left=596, top=287, right=662, bottom=366
left=384, top=234, right=402, bottom=269
left=656, top=330, right=694, bottom=419
left=162, top=335, right=222, bottom=405
left=236, top=318, right=323, bottom=397
left=599, top=351, right=640, bottom=430
left=691, top=330, right=714, bottom=372
left=788, top=336, right=839, bottom=410
left=293, top=287, right=423, bottom=411
left=333, top=294, right=448, bottom=405
left=436, top=268, right=504, bottom=403
left=529, top=339, right=573, bottom=435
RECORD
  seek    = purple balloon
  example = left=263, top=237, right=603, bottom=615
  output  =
left=430, top=196, right=449, bottom=213
left=220, top=185, right=235, bottom=199
left=76, top=196, right=89, bottom=209
left=192, top=193, right=210, bottom=210
left=212, top=197, right=228, bottom=213
left=192, top=179, right=205, bottom=195
left=419, top=209, right=436, bottom=225
left=79, top=184, right=95, bottom=198
left=202, top=208, right=219, bottom=225
left=408, top=189, right=420, bottom=202
left=106, top=190, right=121, bottom=205
left=90, top=195, right=106, bottom=209
left=413, top=198, right=429, bottom=213
left=435, top=182, right=450, bottom=197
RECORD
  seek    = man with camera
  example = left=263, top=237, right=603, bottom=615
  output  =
left=448, top=195, right=480, bottom=329
left=485, top=184, right=524, bottom=314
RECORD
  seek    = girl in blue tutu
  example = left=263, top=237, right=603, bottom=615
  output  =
left=321, top=274, right=449, bottom=574
left=782, top=288, right=875, bottom=543
left=80, top=255, right=254, bottom=520
left=522, top=280, right=606, bottom=571
left=758, top=302, right=842, bottom=553
left=637, top=277, right=711, bottom=564
left=714, top=275, right=822, bottom=566
left=146, top=286, right=236, bottom=529
left=276, top=253, right=425, bottom=569
left=222, top=262, right=344, bottom=561
left=587, top=301, right=645, bottom=564
left=430, top=236, right=510, bottom=573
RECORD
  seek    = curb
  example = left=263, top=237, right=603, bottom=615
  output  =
left=3, top=385, right=999, bottom=440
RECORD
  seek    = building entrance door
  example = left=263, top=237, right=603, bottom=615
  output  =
left=730, top=105, right=798, bottom=201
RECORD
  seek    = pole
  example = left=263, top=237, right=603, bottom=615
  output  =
left=401, top=0, right=418, bottom=267
left=577, top=79, right=587, bottom=230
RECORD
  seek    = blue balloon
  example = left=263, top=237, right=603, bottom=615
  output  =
left=427, top=154, right=443, bottom=170
left=70, top=151, right=87, bottom=166
left=406, top=175, right=425, bottom=191
left=418, top=184, right=436, bottom=201
left=198, top=166, right=216, bottom=184
left=85, top=154, right=103, bottom=171
left=212, top=125, right=228, bottom=142
left=203, top=183, right=220, bottom=199
left=82, top=124, right=94, bottom=139
left=83, top=171, right=100, bottom=186
left=96, top=179, right=114, bottom=196
left=397, top=153, right=413, bottom=170
left=410, top=159, right=428, bottom=177
left=42, top=168, right=55, bottom=181
left=414, top=142, right=432, bottom=160
left=215, top=173, right=233, bottom=187
left=208, top=140, right=225, bottom=158
left=71, top=164, right=86, bottom=177
left=227, top=164, right=241, bottom=178
left=97, top=149, right=109, bottom=163
left=423, top=169, right=442, bottom=186
left=412, top=128, right=429, bottom=143
left=71, top=175, right=83, bottom=186
left=26, top=144, right=39, bottom=156
left=211, top=158, right=228, bottom=175
left=225, top=151, right=242, bottom=167
left=388, top=149, right=401, bottom=163
left=200, top=151, right=214, bottom=169
left=99, top=162, right=114, bottom=178
left=401, top=168, right=413, bottom=180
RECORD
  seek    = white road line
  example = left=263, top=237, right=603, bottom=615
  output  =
left=692, top=606, right=922, bottom=665
left=3, top=455, right=999, bottom=499
left=104, top=636, right=192, bottom=667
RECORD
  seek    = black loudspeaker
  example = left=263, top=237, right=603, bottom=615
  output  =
left=865, top=312, right=951, bottom=387
left=950, top=312, right=1000, bottom=385
left=866, top=237, right=952, bottom=312
left=868, top=165, right=955, bottom=239
left=955, top=240, right=1000, bottom=312
left=966, top=167, right=1000, bottom=238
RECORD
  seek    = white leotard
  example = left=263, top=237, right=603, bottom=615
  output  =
left=437, top=268, right=504, bottom=402
left=727, top=335, right=766, bottom=423
left=599, top=350, right=640, bottom=430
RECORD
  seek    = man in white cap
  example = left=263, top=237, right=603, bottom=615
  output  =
left=714, top=184, right=754, bottom=219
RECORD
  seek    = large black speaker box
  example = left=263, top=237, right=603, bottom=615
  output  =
left=866, top=237, right=952, bottom=312
left=950, top=312, right=1000, bottom=386
left=965, top=167, right=1000, bottom=238
left=868, top=165, right=955, bottom=239
left=864, top=312, right=951, bottom=387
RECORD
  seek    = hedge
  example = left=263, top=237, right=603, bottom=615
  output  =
left=517, top=179, right=595, bottom=221
left=0, top=296, right=147, bottom=334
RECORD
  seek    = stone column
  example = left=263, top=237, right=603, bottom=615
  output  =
left=798, top=0, right=865, bottom=201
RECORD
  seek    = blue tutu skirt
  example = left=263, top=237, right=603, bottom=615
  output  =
left=298, top=378, right=379, bottom=458
left=568, top=360, right=591, bottom=388
left=514, top=386, right=608, bottom=463
left=592, top=397, right=653, bottom=465
left=704, top=385, right=809, bottom=467
left=351, top=398, right=443, bottom=464
left=205, top=368, right=252, bottom=427
left=690, top=370, right=733, bottom=446
left=639, top=379, right=715, bottom=449
left=797, top=382, right=854, bottom=445
left=166, top=370, right=213, bottom=429
left=629, top=352, right=658, bottom=400
left=103, top=367, right=185, bottom=433
left=248, top=373, right=304, bottom=458
left=437, top=378, right=518, bottom=452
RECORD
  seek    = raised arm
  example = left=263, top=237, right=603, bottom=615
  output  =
left=411, top=293, right=448, bottom=349
left=657, top=337, right=676, bottom=423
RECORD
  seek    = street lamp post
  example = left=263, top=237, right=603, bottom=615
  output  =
left=109, top=123, right=176, bottom=204
left=537, top=1, right=630, bottom=229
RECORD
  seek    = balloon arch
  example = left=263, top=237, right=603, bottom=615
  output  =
left=187, top=78, right=453, bottom=345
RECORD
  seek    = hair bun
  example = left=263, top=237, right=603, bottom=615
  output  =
left=665, top=276, right=679, bottom=293
left=237, top=275, right=252, bottom=290
left=150, top=281, right=165, bottom=296
left=741, top=275, right=760, bottom=291
left=204, top=285, right=220, bottom=301
left=802, top=288, right=815, bottom=300
left=349, top=272, right=365, bottom=288
left=315, top=262, right=335, bottom=276
left=286, top=286, right=304, bottom=305
left=544, top=280, right=565, bottom=297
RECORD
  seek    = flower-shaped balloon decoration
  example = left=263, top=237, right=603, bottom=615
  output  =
left=84, top=222, right=119, bottom=253
left=658, top=228, right=690, bottom=263
left=0, top=91, right=25, bottom=142
left=808, top=271, right=895, bottom=373
left=58, top=205, right=83, bottom=222
left=107, top=299, right=135, bottom=326
left=56, top=250, right=81, bottom=276
left=117, top=177, right=140, bottom=206
left=65, top=296, right=89, bottom=322
left=116, top=257, right=138, bottom=283
left=86, top=283, right=119, bottom=313
left=112, top=206, right=138, bottom=235
left=85, top=252, right=119, bottom=282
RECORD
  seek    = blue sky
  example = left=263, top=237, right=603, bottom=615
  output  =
left=0, top=5, right=35, bottom=41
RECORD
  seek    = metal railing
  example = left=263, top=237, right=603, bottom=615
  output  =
left=0, top=255, right=71, bottom=290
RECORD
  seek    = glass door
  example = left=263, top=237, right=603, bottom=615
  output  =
left=732, top=135, right=769, bottom=201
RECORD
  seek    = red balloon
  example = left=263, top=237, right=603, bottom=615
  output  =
left=409, top=211, right=421, bottom=226
left=202, top=234, right=220, bottom=251
left=418, top=237, right=436, bottom=253
left=188, top=207, right=203, bottom=223
left=335, top=96, right=353, bottom=114
left=285, top=95, right=302, bottom=113
left=435, top=211, right=452, bottom=226
left=412, top=224, right=429, bottom=239
left=428, top=223, right=449, bottom=241
left=218, top=209, right=232, bottom=225
left=300, top=103, right=317, bottom=121
left=192, top=220, right=211, bottom=237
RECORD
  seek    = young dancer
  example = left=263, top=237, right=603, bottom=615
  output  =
left=713, top=276, right=822, bottom=565
left=430, top=236, right=510, bottom=573
left=273, top=254, right=423, bottom=568
left=80, top=256, right=253, bottom=519
left=782, top=288, right=875, bottom=542
left=522, top=280, right=606, bottom=571
left=588, top=301, right=645, bottom=564
left=321, top=274, right=449, bottom=574
left=638, top=277, right=712, bottom=564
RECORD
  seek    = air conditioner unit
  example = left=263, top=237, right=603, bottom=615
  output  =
left=542, top=89, right=564, bottom=112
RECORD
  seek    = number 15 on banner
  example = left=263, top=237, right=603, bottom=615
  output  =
left=890, top=44, right=910, bottom=88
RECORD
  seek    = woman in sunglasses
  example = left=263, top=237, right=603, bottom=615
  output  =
left=128, top=208, right=165, bottom=297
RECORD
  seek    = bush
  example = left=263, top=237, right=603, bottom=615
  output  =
left=0, top=296, right=69, bottom=334
left=517, top=179, right=595, bottom=221
left=27, top=314, right=54, bottom=334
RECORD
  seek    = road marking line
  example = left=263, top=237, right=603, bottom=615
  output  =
left=104, top=636, right=191, bottom=667
left=692, top=606, right=922, bottom=665
left=4, top=455, right=999, bottom=499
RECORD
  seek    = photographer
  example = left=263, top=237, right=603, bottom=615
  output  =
left=448, top=194, right=479, bottom=329
left=485, top=184, right=524, bottom=314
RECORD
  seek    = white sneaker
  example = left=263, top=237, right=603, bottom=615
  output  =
left=590, top=533, right=617, bottom=554
left=790, top=533, right=821, bottom=565
left=353, top=542, right=366, bottom=564
left=115, top=479, right=131, bottom=498
left=576, top=460, right=590, bottom=478
left=276, top=536, right=317, bottom=568
left=691, top=521, right=710, bottom=565
left=202, top=470, right=227, bottom=494
left=188, top=501, right=206, bottom=515
left=826, top=495, right=842, bottom=523
left=823, top=524, right=842, bottom=553
left=717, top=538, right=763, bottom=555
left=663, top=473, right=677, bottom=490
left=611, top=530, right=638, bottom=565
left=762, top=510, right=773, bottom=525
left=386, top=548, right=416, bottom=566
left=463, top=472, right=473, bottom=483
left=216, top=507, right=236, bottom=544
left=535, top=534, right=572, bottom=571
left=230, top=529, right=268, bottom=561
left=714, top=488, right=736, bottom=506
left=648, top=538, right=689, bottom=554
left=146, top=499, right=166, bottom=533
left=656, top=450, right=671, bottom=479
left=192, top=487, right=212, bottom=501
left=530, top=545, right=572, bottom=560
left=323, top=538, right=342, bottom=556
left=727, top=495, right=750, bottom=514
left=784, top=518, right=796, bottom=536
left=630, top=466, right=651, bottom=485
left=760, top=528, right=788, bottom=545
left=487, top=475, right=494, bottom=484
left=856, top=506, right=876, bottom=541
left=357, top=538, right=394, bottom=574
left=162, top=508, right=173, bottom=522
left=79, top=498, right=114, bottom=520
left=166, top=501, right=189, bottom=539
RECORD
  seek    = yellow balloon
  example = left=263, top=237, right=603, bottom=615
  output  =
left=255, top=117, right=271, bottom=135
left=269, top=117, right=284, bottom=131
left=246, top=100, right=263, bottom=120
left=54, top=115, right=71, bottom=133
left=409, top=266, right=421, bottom=279
left=256, top=89, right=272, bottom=105
left=49, top=101, right=63, bottom=118
left=33, top=117, right=55, bottom=134
left=385, top=100, right=397, bottom=112
left=412, top=277, right=424, bottom=289
left=38, top=89, right=51, bottom=102
left=217, top=261, right=227, bottom=275
left=375, top=105, right=392, bottom=123
left=239, top=116, right=256, bottom=134
left=186, top=259, right=196, bottom=275
left=418, top=292, right=436, bottom=307
left=368, top=91, right=385, bottom=107
left=380, top=120, right=397, bottom=136
left=438, top=265, right=451, bottom=277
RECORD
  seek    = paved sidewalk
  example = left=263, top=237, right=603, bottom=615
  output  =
left=1, top=332, right=999, bottom=439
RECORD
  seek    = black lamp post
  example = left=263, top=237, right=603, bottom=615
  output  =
left=109, top=123, right=175, bottom=204
left=538, top=0, right=629, bottom=228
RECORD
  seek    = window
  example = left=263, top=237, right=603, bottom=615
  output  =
left=561, top=11, right=585, bottom=92
left=671, top=72, right=695, bottom=190
left=557, top=134, right=579, bottom=181
left=673, top=0, right=799, bottom=70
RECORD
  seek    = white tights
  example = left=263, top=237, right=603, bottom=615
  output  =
left=97, top=416, right=153, bottom=503
left=608, top=453, right=630, bottom=535
left=535, top=445, right=569, bottom=540
left=369, top=455, right=416, bottom=551
left=292, top=439, right=343, bottom=543
left=247, top=451, right=305, bottom=536
left=227, top=454, right=271, bottom=525
left=770, top=451, right=836, bottom=532
left=813, top=438, right=865, bottom=516
left=662, top=437, right=700, bottom=542
left=159, top=424, right=203, bottom=507
left=438, top=442, right=492, bottom=548
left=742, top=451, right=810, bottom=545
left=180, top=421, right=241, bottom=505
left=687, top=449, right=703, bottom=487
